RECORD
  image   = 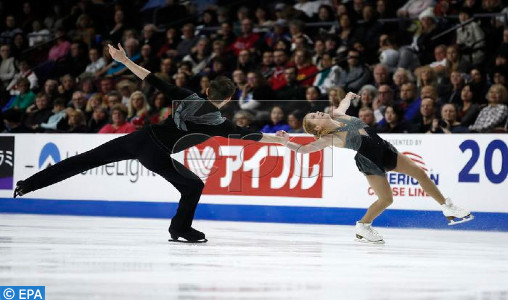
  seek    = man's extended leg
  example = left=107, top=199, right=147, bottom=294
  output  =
left=17, top=130, right=149, bottom=195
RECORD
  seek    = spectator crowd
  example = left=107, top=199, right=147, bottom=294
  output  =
left=1, top=0, right=508, bottom=135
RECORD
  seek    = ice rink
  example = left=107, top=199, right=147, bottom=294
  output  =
left=1, top=214, right=507, bottom=300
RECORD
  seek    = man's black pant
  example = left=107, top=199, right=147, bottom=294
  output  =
left=22, top=127, right=204, bottom=230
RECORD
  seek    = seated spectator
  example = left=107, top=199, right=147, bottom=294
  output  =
left=259, top=50, right=275, bottom=79
left=399, top=82, right=420, bottom=123
left=99, top=104, right=136, bottom=134
left=6, top=60, right=38, bottom=95
left=469, top=84, right=508, bottom=132
left=338, top=49, right=371, bottom=93
left=439, top=70, right=464, bottom=107
left=236, top=50, right=255, bottom=74
left=47, top=29, right=71, bottom=62
left=148, top=92, right=171, bottom=124
left=70, top=91, right=87, bottom=111
left=200, top=75, right=211, bottom=95
left=128, top=91, right=150, bottom=129
left=4, top=78, right=35, bottom=112
left=440, top=103, right=469, bottom=133
left=58, top=74, right=76, bottom=102
left=2, top=109, right=30, bottom=133
left=183, top=37, right=212, bottom=75
left=378, top=34, right=400, bottom=72
left=269, top=49, right=291, bottom=91
left=116, top=79, right=136, bottom=106
left=372, top=84, right=394, bottom=123
left=39, top=98, right=68, bottom=132
left=231, top=18, right=260, bottom=56
left=299, top=86, right=328, bottom=114
left=287, top=110, right=305, bottom=133
left=392, top=68, right=414, bottom=101
left=84, top=48, right=106, bottom=74
left=456, top=7, right=485, bottom=66
left=0, top=44, right=16, bottom=88
left=22, top=93, right=53, bottom=132
left=141, top=24, right=162, bottom=52
left=66, top=109, right=88, bottom=133
left=232, top=69, right=246, bottom=99
left=491, top=66, right=507, bottom=86
left=260, top=106, right=291, bottom=133
left=372, top=64, right=392, bottom=88
left=313, top=53, right=342, bottom=93
left=377, top=105, right=409, bottom=133
left=42, top=79, right=59, bottom=101
left=415, top=65, right=437, bottom=89
left=294, top=49, right=318, bottom=87
left=0, top=15, right=23, bottom=45
left=107, top=9, right=127, bottom=44
left=88, top=106, right=109, bottom=133
left=157, top=27, right=181, bottom=58
left=358, top=107, right=377, bottom=128
left=85, top=94, right=104, bottom=120
left=458, top=83, right=481, bottom=127
left=411, top=97, right=438, bottom=133
left=239, top=72, right=274, bottom=116
left=233, top=110, right=255, bottom=129
left=469, top=68, right=489, bottom=104
left=445, top=45, right=471, bottom=74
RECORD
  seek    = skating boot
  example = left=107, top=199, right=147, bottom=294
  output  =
left=355, top=222, right=385, bottom=244
left=168, top=227, right=207, bottom=243
left=441, top=198, right=474, bottom=225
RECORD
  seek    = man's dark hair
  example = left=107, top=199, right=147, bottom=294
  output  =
left=53, top=97, right=66, bottom=107
left=208, top=76, right=235, bottom=104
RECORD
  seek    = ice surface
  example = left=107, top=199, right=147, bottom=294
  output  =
left=1, top=214, right=507, bottom=300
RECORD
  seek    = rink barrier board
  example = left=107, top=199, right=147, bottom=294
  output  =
left=1, top=198, right=508, bottom=231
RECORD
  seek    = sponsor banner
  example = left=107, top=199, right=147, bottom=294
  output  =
left=0, top=134, right=507, bottom=214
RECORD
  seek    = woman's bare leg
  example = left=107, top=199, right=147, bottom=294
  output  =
left=359, top=175, right=393, bottom=223
left=393, top=153, right=446, bottom=205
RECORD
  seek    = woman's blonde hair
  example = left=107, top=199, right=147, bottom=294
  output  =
left=488, top=84, right=508, bottom=104
left=85, top=94, right=103, bottom=113
left=302, top=113, right=336, bottom=138
left=128, top=91, right=149, bottom=118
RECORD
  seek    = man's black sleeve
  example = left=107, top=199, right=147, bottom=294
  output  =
left=144, top=73, right=195, bottom=102
left=218, top=120, right=263, bottom=141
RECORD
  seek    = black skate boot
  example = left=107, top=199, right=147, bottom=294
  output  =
left=168, top=227, right=207, bottom=243
left=13, top=180, right=27, bottom=198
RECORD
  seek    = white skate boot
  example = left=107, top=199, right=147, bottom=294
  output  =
left=441, top=198, right=474, bottom=225
left=355, top=222, right=385, bottom=244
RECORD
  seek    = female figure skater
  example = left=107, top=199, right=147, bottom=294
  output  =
left=277, top=92, right=473, bottom=244
left=14, top=44, right=288, bottom=243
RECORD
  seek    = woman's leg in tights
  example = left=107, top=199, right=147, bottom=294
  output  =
left=393, top=153, right=446, bottom=205
left=21, top=130, right=148, bottom=193
left=359, top=175, right=393, bottom=223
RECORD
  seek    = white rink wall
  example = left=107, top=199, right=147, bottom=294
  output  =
left=0, top=134, right=507, bottom=231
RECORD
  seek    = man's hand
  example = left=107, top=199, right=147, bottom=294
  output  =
left=108, top=43, right=128, bottom=63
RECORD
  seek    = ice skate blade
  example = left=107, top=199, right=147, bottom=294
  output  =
left=168, top=238, right=208, bottom=244
left=447, top=214, right=474, bottom=226
left=354, top=234, right=385, bottom=244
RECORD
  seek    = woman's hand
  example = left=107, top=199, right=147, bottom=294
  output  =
left=108, top=43, right=128, bottom=63
left=276, top=130, right=290, bottom=145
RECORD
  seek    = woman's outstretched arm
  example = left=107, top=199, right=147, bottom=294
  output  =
left=332, top=92, right=359, bottom=116
left=277, top=131, right=332, bottom=154
left=108, top=43, right=150, bottom=80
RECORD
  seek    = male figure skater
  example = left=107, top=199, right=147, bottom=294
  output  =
left=14, top=44, right=289, bottom=243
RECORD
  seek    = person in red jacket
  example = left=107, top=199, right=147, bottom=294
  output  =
left=230, top=18, right=260, bottom=56
left=293, top=49, right=318, bottom=87
left=98, top=104, right=136, bottom=134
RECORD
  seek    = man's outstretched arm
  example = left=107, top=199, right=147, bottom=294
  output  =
left=108, top=43, right=150, bottom=80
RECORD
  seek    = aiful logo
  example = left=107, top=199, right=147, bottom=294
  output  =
left=368, top=151, right=440, bottom=197
left=184, top=136, right=324, bottom=198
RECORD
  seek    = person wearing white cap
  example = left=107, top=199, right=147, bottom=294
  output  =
left=397, top=0, right=433, bottom=18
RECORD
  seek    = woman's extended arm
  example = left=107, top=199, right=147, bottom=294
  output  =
left=108, top=43, right=150, bottom=80
left=332, top=92, right=358, bottom=116
left=276, top=131, right=332, bottom=153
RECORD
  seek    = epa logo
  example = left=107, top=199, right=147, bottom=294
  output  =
left=38, top=143, right=61, bottom=170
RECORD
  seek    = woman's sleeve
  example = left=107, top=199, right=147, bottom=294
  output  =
left=144, top=73, right=195, bottom=102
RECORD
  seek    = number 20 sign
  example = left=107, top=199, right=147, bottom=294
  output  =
left=459, top=139, right=508, bottom=184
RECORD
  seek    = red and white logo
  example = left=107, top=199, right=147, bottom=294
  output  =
left=184, top=137, right=324, bottom=198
